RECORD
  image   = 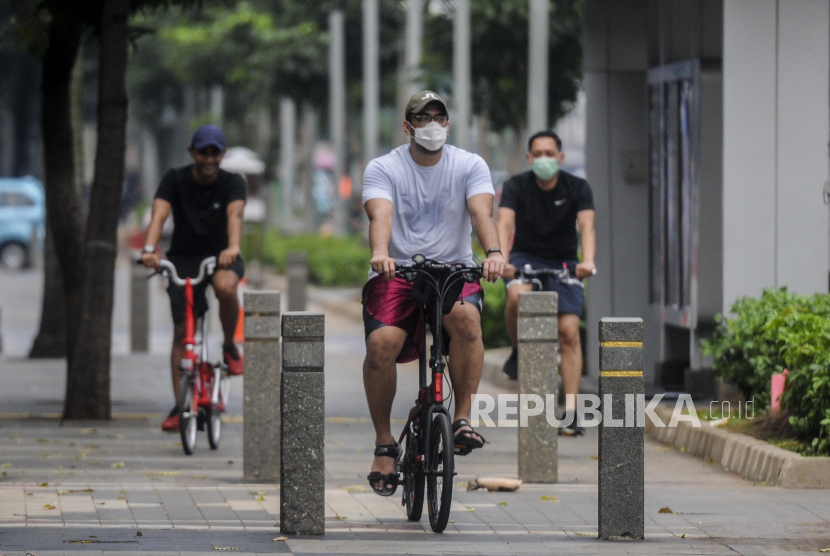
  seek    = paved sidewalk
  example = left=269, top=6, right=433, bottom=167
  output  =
left=0, top=262, right=828, bottom=554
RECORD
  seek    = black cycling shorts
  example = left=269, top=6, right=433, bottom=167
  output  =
left=166, top=255, right=245, bottom=323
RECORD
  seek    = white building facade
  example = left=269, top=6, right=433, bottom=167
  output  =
left=583, top=0, right=829, bottom=392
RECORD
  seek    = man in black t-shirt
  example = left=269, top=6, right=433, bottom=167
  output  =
left=141, top=125, right=247, bottom=432
left=497, top=130, right=596, bottom=436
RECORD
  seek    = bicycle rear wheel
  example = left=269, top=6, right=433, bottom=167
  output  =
left=206, top=370, right=229, bottom=450
left=402, top=428, right=425, bottom=521
left=178, top=374, right=197, bottom=456
left=426, top=412, right=454, bottom=533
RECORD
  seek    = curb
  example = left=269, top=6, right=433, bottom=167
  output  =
left=646, top=405, right=830, bottom=488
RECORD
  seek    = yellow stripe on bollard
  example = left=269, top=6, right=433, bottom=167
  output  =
left=600, top=370, right=643, bottom=377
left=600, top=341, right=643, bottom=348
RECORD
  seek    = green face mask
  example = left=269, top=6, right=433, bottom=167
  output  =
left=532, top=156, right=559, bottom=181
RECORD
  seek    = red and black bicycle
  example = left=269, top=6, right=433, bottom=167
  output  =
left=394, top=255, right=483, bottom=533
left=145, top=256, right=231, bottom=455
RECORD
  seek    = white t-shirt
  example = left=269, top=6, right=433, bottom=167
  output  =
left=362, top=144, right=494, bottom=275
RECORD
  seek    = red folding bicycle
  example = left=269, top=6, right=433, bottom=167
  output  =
left=143, top=256, right=231, bottom=455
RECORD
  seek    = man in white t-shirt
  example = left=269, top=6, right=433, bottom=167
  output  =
left=361, top=91, right=506, bottom=496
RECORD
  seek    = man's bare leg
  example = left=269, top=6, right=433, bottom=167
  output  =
left=558, top=314, right=582, bottom=413
left=443, top=301, right=484, bottom=441
left=505, top=282, right=533, bottom=347
left=364, top=325, right=407, bottom=492
left=212, top=269, right=240, bottom=345
left=170, top=322, right=186, bottom=403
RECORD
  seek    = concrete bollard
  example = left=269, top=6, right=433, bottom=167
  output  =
left=598, top=317, right=644, bottom=541
left=130, top=264, right=150, bottom=353
left=517, top=292, right=558, bottom=483
left=286, top=251, right=308, bottom=312
left=243, top=291, right=282, bottom=483
left=280, top=311, right=325, bottom=535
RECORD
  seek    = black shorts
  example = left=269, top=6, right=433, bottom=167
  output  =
left=167, top=255, right=245, bottom=323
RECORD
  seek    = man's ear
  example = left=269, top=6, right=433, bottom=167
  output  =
left=526, top=153, right=533, bottom=165
left=558, top=152, right=565, bottom=163
left=402, top=120, right=412, bottom=137
left=188, top=145, right=196, bottom=159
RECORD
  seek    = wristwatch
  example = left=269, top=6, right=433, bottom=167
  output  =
left=142, top=244, right=156, bottom=254
left=485, top=248, right=502, bottom=257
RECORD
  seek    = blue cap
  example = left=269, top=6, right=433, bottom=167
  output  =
left=191, top=125, right=226, bottom=151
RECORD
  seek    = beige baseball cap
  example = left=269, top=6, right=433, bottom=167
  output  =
left=405, top=90, right=449, bottom=119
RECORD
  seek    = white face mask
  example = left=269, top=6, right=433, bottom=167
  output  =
left=411, top=121, right=447, bottom=152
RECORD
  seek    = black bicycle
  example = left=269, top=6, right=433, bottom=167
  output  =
left=393, top=255, right=483, bottom=533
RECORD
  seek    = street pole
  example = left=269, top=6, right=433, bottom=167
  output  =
left=404, top=0, right=423, bottom=99
left=453, top=0, right=471, bottom=151
left=329, top=9, right=346, bottom=235
left=363, top=0, right=379, bottom=167
left=527, top=0, right=549, bottom=135
left=279, top=97, right=296, bottom=231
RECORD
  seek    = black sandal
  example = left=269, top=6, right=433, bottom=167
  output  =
left=452, top=419, right=486, bottom=456
left=366, top=444, right=401, bottom=496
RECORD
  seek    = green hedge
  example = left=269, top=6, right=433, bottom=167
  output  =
left=701, top=288, right=830, bottom=455
left=480, top=280, right=510, bottom=349
left=249, top=231, right=373, bottom=287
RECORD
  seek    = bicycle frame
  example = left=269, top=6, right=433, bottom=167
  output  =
left=178, top=268, right=226, bottom=421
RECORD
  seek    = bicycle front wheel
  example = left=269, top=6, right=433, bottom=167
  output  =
left=178, top=374, right=197, bottom=456
left=206, top=371, right=228, bottom=450
left=426, top=412, right=454, bottom=533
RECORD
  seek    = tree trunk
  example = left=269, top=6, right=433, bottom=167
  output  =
left=30, top=39, right=86, bottom=360
left=12, top=56, right=38, bottom=177
left=28, top=222, right=67, bottom=358
left=64, top=0, right=130, bottom=420
left=40, top=9, right=86, bottom=372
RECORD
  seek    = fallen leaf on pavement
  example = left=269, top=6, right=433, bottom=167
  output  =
left=573, top=532, right=593, bottom=537
left=136, top=531, right=143, bottom=537
left=658, top=507, right=674, bottom=514
left=273, top=537, right=287, bottom=541
left=498, top=502, right=507, bottom=506
left=111, top=462, right=125, bottom=469
left=255, top=496, right=266, bottom=502
left=43, top=504, right=56, bottom=510
left=681, top=533, right=688, bottom=538
left=334, top=515, right=347, bottom=520
left=339, top=485, right=366, bottom=493
left=37, top=482, right=48, bottom=487
left=192, top=475, right=207, bottom=479
left=143, top=471, right=179, bottom=477
left=248, top=491, right=267, bottom=496
left=540, top=495, right=559, bottom=502
left=465, top=507, right=476, bottom=512
left=589, top=455, right=598, bottom=460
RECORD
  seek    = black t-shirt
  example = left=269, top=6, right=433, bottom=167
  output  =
left=154, top=165, right=247, bottom=256
left=499, top=170, right=594, bottom=261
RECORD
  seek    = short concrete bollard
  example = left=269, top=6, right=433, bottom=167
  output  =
left=281, top=311, right=325, bottom=535
left=598, top=317, right=644, bottom=540
left=517, top=292, right=558, bottom=483
left=286, top=251, right=308, bottom=312
left=130, top=264, right=150, bottom=353
left=243, top=291, right=281, bottom=483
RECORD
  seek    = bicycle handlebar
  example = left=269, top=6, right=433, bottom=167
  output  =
left=513, top=264, right=584, bottom=288
left=137, top=256, right=217, bottom=287
left=393, top=255, right=483, bottom=282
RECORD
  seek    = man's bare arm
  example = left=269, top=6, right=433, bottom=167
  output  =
left=140, top=198, right=171, bottom=268
left=496, top=207, right=516, bottom=278
left=219, top=199, right=245, bottom=268
left=365, top=198, right=396, bottom=280
left=576, top=209, right=596, bottom=279
left=467, top=193, right=505, bottom=282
